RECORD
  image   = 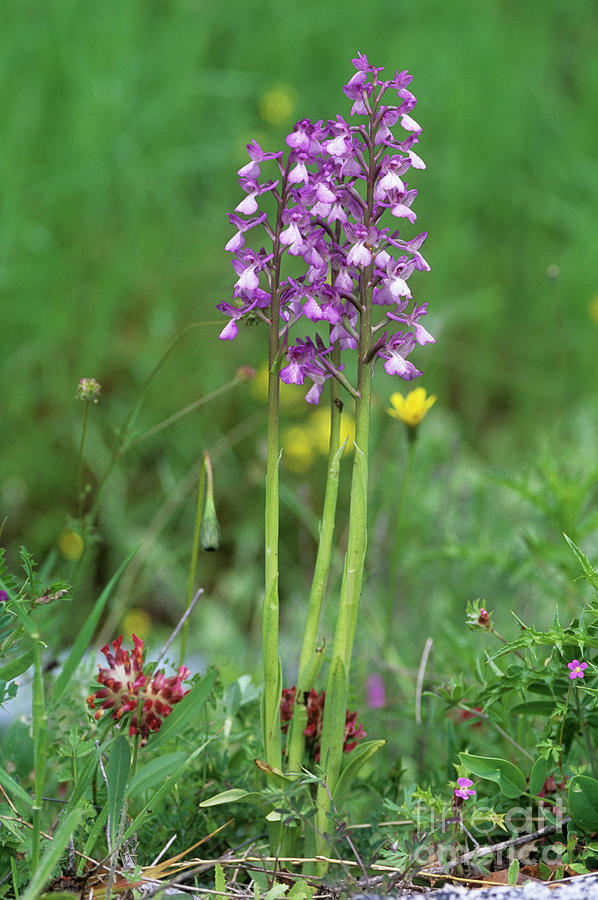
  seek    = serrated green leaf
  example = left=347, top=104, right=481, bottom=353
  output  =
left=563, top=534, right=598, bottom=590
left=215, top=863, right=226, bottom=895
left=459, top=753, right=526, bottom=798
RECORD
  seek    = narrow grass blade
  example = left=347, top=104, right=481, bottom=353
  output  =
left=123, top=740, right=210, bottom=841
left=107, top=735, right=130, bottom=848
left=21, top=808, right=82, bottom=900
left=149, top=668, right=216, bottom=750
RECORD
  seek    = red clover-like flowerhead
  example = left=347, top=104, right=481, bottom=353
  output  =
left=218, top=53, right=434, bottom=404
left=87, top=634, right=191, bottom=744
left=280, top=685, right=365, bottom=762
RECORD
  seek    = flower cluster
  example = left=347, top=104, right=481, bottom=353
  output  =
left=280, top=685, right=366, bottom=762
left=87, top=634, right=191, bottom=744
left=218, top=53, right=433, bottom=403
left=76, top=377, right=101, bottom=403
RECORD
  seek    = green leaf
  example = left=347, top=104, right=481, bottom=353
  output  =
left=107, top=735, right=130, bottom=847
left=529, top=757, right=548, bottom=796
left=459, top=753, right=526, bottom=799
left=334, top=740, right=386, bottom=809
left=123, top=739, right=210, bottom=840
left=563, top=534, right=598, bottom=591
left=508, top=858, right=520, bottom=885
left=215, top=863, right=226, bottom=895
left=199, top=787, right=265, bottom=808
left=149, top=668, right=216, bottom=750
left=65, top=738, right=110, bottom=814
left=21, top=809, right=83, bottom=900
left=125, top=752, right=186, bottom=799
left=51, top=547, right=138, bottom=706
left=0, top=649, right=34, bottom=682
left=511, top=701, right=556, bottom=716
left=0, top=762, right=33, bottom=810
left=317, top=655, right=347, bottom=795
left=568, top=775, right=598, bottom=832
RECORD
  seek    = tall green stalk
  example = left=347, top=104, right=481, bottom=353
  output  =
left=31, top=618, right=47, bottom=875
left=261, top=170, right=289, bottom=771
left=316, top=264, right=373, bottom=843
left=287, top=345, right=343, bottom=772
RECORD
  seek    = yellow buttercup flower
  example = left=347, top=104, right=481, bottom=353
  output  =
left=259, top=84, right=297, bottom=125
left=387, top=387, right=437, bottom=428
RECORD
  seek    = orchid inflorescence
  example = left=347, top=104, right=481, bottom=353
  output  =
left=87, top=634, right=191, bottom=744
left=218, top=52, right=434, bottom=404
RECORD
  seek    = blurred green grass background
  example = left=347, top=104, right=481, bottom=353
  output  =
left=1, top=0, right=598, bottom=692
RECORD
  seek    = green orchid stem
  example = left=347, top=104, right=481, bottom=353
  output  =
left=31, top=621, right=47, bottom=875
left=180, top=456, right=208, bottom=665
left=287, top=344, right=343, bottom=773
left=574, top=683, right=598, bottom=777
left=316, top=263, right=373, bottom=852
left=262, top=172, right=290, bottom=773
left=76, top=399, right=90, bottom=523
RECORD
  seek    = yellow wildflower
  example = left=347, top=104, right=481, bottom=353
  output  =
left=387, top=387, right=437, bottom=428
left=122, top=608, right=152, bottom=640
left=58, top=529, right=84, bottom=561
left=308, top=407, right=355, bottom=456
left=589, top=295, right=598, bottom=323
left=259, top=84, right=297, bottom=125
left=282, top=425, right=317, bottom=473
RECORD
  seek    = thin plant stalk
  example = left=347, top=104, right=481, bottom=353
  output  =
left=287, top=343, right=343, bottom=773
left=262, top=167, right=290, bottom=771
left=76, top=399, right=90, bottom=523
left=88, top=321, right=221, bottom=525
left=316, top=262, right=373, bottom=843
left=31, top=619, right=48, bottom=875
left=180, top=459, right=208, bottom=665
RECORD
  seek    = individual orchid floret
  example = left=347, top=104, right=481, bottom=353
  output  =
left=280, top=337, right=332, bottom=404
left=568, top=659, right=588, bottom=680
left=387, top=301, right=436, bottom=345
left=225, top=213, right=268, bottom=253
left=87, top=634, right=191, bottom=744
left=379, top=331, right=422, bottom=379
left=454, top=777, right=476, bottom=801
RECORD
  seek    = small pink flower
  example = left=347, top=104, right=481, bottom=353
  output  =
left=568, top=659, right=588, bottom=680
left=454, top=777, right=476, bottom=800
